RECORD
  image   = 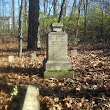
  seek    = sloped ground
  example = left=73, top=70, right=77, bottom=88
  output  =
left=0, top=37, right=110, bottom=110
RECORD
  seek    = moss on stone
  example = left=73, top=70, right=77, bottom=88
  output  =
left=44, top=70, right=74, bottom=79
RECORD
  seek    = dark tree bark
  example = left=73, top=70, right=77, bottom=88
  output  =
left=83, top=0, right=88, bottom=39
left=27, top=0, right=39, bottom=50
left=75, top=0, right=83, bottom=38
left=53, top=0, right=58, bottom=17
left=82, top=0, right=90, bottom=45
left=70, top=0, right=76, bottom=18
left=12, top=0, right=15, bottom=34
left=18, top=0, right=25, bottom=57
left=63, top=0, right=67, bottom=17
left=58, top=0, right=66, bottom=23
left=2, top=0, right=4, bottom=29
left=70, top=0, right=82, bottom=45
left=0, top=1, right=1, bottom=16
left=43, top=0, right=46, bottom=14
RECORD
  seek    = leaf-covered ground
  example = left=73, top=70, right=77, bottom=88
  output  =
left=0, top=37, right=110, bottom=110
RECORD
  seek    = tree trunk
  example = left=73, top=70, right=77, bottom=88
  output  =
left=18, top=0, right=25, bottom=57
left=83, top=0, right=88, bottom=43
left=46, top=0, right=49, bottom=15
left=70, top=0, right=76, bottom=18
left=0, top=0, right=1, bottom=16
left=63, top=0, right=67, bottom=17
left=22, top=0, right=27, bottom=33
left=2, top=0, right=5, bottom=30
left=27, top=0, right=39, bottom=50
left=75, top=0, right=82, bottom=44
left=53, top=0, right=58, bottom=17
left=12, top=0, right=15, bottom=35
left=58, top=0, right=66, bottom=23
left=43, top=0, right=46, bottom=14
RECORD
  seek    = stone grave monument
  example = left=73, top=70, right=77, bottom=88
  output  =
left=44, top=23, right=73, bottom=79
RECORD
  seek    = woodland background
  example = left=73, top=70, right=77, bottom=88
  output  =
left=0, top=0, right=110, bottom=49
left=0, top=0, right=110, bottom=110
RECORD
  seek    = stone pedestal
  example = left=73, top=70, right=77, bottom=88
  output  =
left=45, top=23, right=72, bottom=78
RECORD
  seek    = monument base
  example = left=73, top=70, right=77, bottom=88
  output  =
left=44, top=70, right=74, bottom=79
left=46, top=60, right=72, bottom=70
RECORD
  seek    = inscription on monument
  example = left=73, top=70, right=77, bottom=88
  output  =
left=45, top=23, right=71, bottom=70
left=48, top=34, right=67, bottom=61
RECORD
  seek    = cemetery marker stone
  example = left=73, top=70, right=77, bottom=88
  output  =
left=22, top=85, right=40, bottom=110
left=8, top=55, right=14, bottom=63
left=31, top=52, right=36, bottom=59
left=71, top=49, right=78, bottom=57
left=45, top=23, right=72, bottom=78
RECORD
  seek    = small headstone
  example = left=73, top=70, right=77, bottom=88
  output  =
left=8, top=55, right=14, bottom=63
left=71, top=49, right=78, bottom=57
left=31, top=52, right=36, bottom=61
left=22, top=85, right=40, bottom=110
left=37, top=40, right=41, bottom=48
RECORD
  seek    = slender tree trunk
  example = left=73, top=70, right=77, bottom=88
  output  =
left=83, top=0, right=88, bottom=42
left=70, top=0, right=76, bottom=18
left=53, top=0, right=58, bottom=17
left=100, top=0, right=104, bottom=42
left=18, top=0, right=25, bottom=57
left=12, top=0, right=15, bottom=35
left=75, top=0, right=83, bottom=38
left=71, top=0, right=82, bottom=45
left=2, top=0, right=5, bottom=30
left=46, top=0, right=49, bottom=14
left=0, top=0, right=1, bottom=16
left=44, top=0, right=49, bottom=15
left=27, top=0, right=39, bottom=50
left=48, top=5, right=53, bottom=16
left=99, top=0, right=106, bottom=51
left=58, top=0, right=66, bottom=23
left=44, top=0, right=46, bottom=14
left=22, top=0, right=27, bottom=33
left=18, top=0, right=20, bottom=9
left=63, top=0, right=67, bottom=17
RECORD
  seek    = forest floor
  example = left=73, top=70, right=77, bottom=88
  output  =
left=0, top=37, right=110, bottom=110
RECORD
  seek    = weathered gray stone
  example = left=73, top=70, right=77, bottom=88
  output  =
left=45, top=70, right=74, bottom=79
left=30, top=52, right=36, bottom=62
left=71, top=49, right=78, bottom=57
left=8, top=55, right=14, bottom=63
left=45, top=23, right=71, bottom=71
left=52, top=23, right=63, bottom=32
left=22, top=85, right=40, bottom=110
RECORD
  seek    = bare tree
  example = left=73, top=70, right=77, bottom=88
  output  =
left=53, top=0, right=58, bottom=17
left=18, top=0, right=25, bottom=57
left=58, top=0, right=66, bottom=23
left=23, top=0, right=27, bottom=32
left=27, top=0, right=39, bottom=50
left=12, top=0, right=15, bottom=34
left=43, top=0, right=46, bottom=14
left=63, top=0, right=67, bottom=17
left=2, top=0, right=5, bottom=30
left=75, top=0, right=83, bottom=38
left=0, top=0, right=1, bottom=16
left=70, top=0, right=76, bottom=18
left=83, top=0, right=88, bottom=39
left=18, top=0, right=20, bottom=9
